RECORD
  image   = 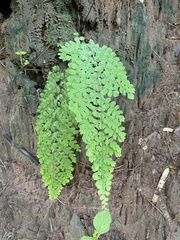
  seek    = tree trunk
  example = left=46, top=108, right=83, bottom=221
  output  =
left=0, top=0, right=179, bottom=239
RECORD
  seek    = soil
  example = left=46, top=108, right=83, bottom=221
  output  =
left=0, top=4, right=180, bottom=240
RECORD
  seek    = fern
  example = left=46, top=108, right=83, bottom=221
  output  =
left=36, top=35, right=135, bottom=207
left=57, top=35, right=135, bottom=207
left=36, top=66, right=81, bottom=199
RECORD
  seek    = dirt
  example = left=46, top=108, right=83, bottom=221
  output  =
left=1, top=62, right=179, bottom=240
left=0, top=2, right=180, bottom=240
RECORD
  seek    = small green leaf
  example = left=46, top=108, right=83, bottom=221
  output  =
left=128, top=92, right=134, bottom=99
left=80, top=237, right=96, bottom=240
left=15, top=51, right=27, bottom=55
left=113, top=90, right=119, bottom=97
left=93, top=210, right=111, bottom=235
left=21, top=51, right=27, bottom=55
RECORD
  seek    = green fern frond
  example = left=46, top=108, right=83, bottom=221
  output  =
left=36, top=66, right=81, bottom=199
left=36, top=36, right=134, bottom=207
left=58, top=37, right=135, bottom=207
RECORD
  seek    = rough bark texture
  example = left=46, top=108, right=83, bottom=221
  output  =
left=0, top=0, right=180, bottom=239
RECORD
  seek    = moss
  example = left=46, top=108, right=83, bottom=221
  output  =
left=132, top=3, right=146, bottom=27
left=160, top=0, right=175, bottom=16
left=60, top=13, right=77, bottom=42
left=140, top=71, right=159, bottom=98
left=5, top=0, right=78, bottom=71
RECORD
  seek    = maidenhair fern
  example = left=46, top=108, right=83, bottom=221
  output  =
left=36, top=66, right=81, bottom=199
left=36, top=35, right=135, bottom=207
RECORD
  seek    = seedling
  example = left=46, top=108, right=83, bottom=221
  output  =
left=16, top=51, right=29, bottom=67
left=81, top=210, right=112, bottom=240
